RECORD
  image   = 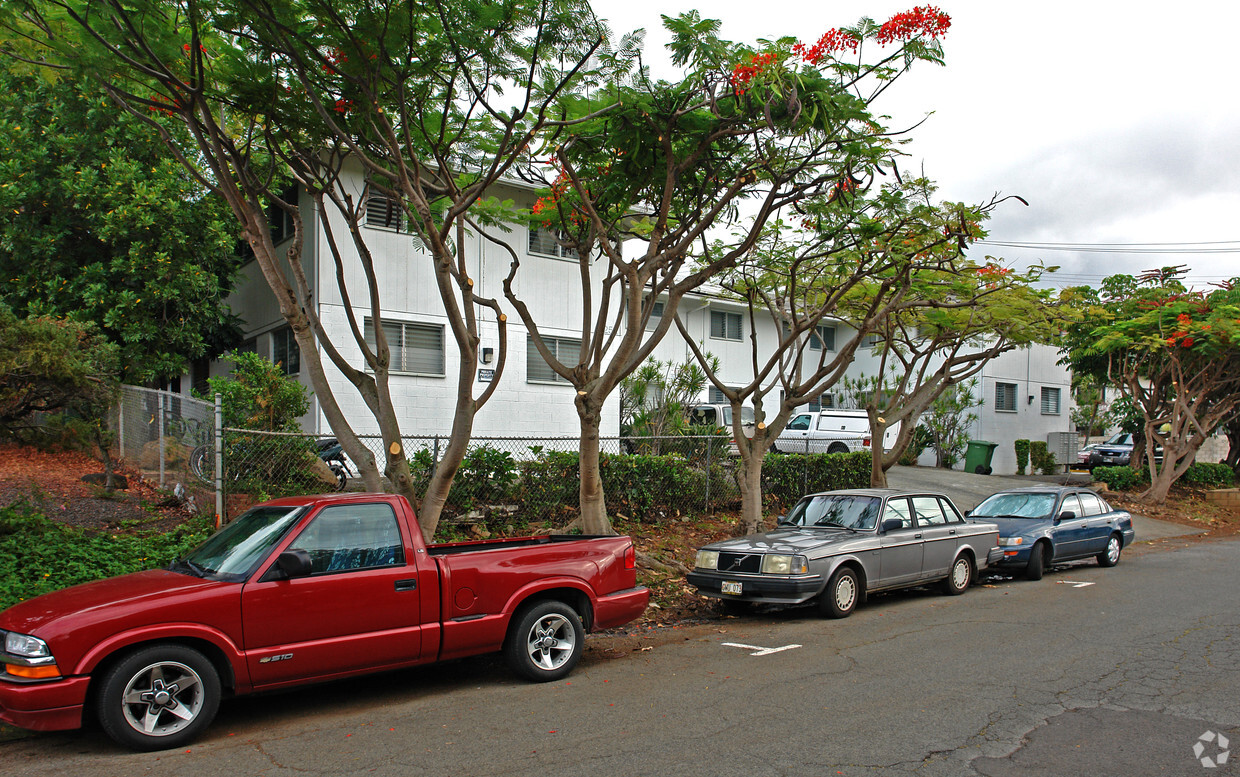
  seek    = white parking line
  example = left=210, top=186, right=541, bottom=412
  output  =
left=1056, top=580, right=1096, bottom=588
left=721, top=642, right=803, bottom=656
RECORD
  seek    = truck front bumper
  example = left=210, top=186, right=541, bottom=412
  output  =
left=0, top=675, right=90, bottom=732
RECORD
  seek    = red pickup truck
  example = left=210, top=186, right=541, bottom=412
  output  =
left=0, top=492, right=648, bottom=751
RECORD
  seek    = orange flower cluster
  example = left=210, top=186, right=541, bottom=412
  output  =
left=1167, top=313, right=1197, bottom=348
left=147, top=93, right=184, bottom=116
left=730, top=52, right=777, bottom=95
left=333, top=98, right=353, bottom=114
left=792, top=29, right=861, bottom=65
left=875, top=6, right=952, bottom=45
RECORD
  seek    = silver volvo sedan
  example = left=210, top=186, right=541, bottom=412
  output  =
left=687, top=489, right=1002, bottom=618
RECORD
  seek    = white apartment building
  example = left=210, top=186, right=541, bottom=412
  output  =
left=214, top=171, right=1074, bottom=474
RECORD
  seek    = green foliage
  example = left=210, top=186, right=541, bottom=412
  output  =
left=760, top=451, right=871, bottom=511
left=1092, top=466, right=1149, bottom=492
left=0, top=70, right=242, bottom=383
left=199, top=351, right=309, bottom=432
left=897, top=425, right=933, bottom=466
left=1181, top=463, right=1236, bottom=489
left=518, top=450, right=583, bottom=521
left=0, top=306, right=120, bottom=439
left=923, top=380, right=981, bottom=469
left=620, top=355, right=714, bottom=442
left=1028, top=441, right=1057, bottom=475
left=0, top=502, right=214, bottom=611
left=1014, top=439, right=1031, bottom=476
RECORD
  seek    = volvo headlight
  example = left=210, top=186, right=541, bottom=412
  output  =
left=997, top=537, right=1024, bottom=547
left=4, top=630, right=51, bottom=659
left=695, top=550, right=720, bottom=570
left=761, top=554, right=808, bottom=575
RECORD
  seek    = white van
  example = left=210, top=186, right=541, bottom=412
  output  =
left=772, top=409, right=898, bottom=455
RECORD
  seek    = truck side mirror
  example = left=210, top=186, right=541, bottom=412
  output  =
left=274, top=549, right=313, bottom=579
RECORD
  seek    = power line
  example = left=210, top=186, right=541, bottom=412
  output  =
left=978, top=239, right=1240, bottom=254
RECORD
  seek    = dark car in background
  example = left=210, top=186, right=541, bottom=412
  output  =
left=968, top=487, right=1135, bottom=580
left=1084, top=433, right=1135, bottom=469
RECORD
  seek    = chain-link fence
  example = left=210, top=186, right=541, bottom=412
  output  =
left=113, top=386, right=217, bottom=516
left=211, top=429, right=872, bottom=527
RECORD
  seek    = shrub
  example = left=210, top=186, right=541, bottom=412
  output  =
left=1092, top=465, right=1149, bottom=491
left=1029, top=441, right=1057, bottom=475
left=0, top=502, right=214, bottom=611
left=1014, top=439, right=1031, bottom=476
left=761, top=451, right=871, bottom=511
left=1182, top=462, right=1236, bottom=488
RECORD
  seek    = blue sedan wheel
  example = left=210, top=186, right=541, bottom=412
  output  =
left=1097, top=534, right=1122, bottom=568
left=1024, top=542, right=1046, bottom=581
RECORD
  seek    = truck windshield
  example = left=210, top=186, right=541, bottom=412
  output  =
left=176, top=506, right=305, bottom=580
left=785, top=495, right=880, bottom=530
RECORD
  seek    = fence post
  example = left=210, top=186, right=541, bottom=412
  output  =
left=158, top=391, right=166, bottom=487
left=704, top=434, right=712, bottom=513
left=802, top=436, right=810, bottom=493
left=214, top=393, right=224, bottom=526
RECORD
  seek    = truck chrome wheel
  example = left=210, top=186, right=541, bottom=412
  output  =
left=506, top=601, right=585, bottom=682
left=97, top=645, right=220, bottom=751
left=526, top=613, right=576, bottom=671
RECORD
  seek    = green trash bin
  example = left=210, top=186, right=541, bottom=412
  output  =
left=964, top=440, right=998, bottom=475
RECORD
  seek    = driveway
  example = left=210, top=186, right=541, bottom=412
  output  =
left=884, top=464, right=1207, bottom=541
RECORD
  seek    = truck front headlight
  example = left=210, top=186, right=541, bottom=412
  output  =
left=4, top=630, right=51, bottom=659
left=761, top=554, right=808, bottom=575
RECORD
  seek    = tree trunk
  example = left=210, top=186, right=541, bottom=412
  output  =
left=737, top=436, right=769, bottom=534
left=867, top=413, right=889, bottom=488
left=577, top=395, right=614, bottom=535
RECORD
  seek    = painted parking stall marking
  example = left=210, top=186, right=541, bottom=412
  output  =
left=721, top=643, right=802, bottom=656
left=1056, top=580, right=1096, bottom=588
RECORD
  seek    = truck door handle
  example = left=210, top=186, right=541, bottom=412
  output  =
left=394, top=579, right=418, bottom=592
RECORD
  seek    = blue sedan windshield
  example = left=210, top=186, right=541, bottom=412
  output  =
left=972, top=493, right=1056, bottom=519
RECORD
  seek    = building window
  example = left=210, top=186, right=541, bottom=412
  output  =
left=708, top=386, right=729, bottom=404
left=862, top=332, right=884, bottom=348
left=272, top=327, right=301, bottom=376
left=365, top=193, right=428, bottom=249
left=528, top=227, right=577, bottom=259
left=1041, top=386, right=1061, bottom=415
left=810, top=325, right=836, bottom=351
left=527, top=335, right=581, bottom=384
left=267, top=185, right=298, bottom=245
left=364, top=318, right=445, bottom=376
left=783, top=323, right=836, bottom=351
left=645, top=300, right=664, bottom=331
left=995, top=382, right=1018, bottom=413
left=710, top=310, right=743, bottom=341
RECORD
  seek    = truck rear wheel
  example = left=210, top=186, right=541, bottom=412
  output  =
left=95, top=644, right=221, bottom=751
left=505, top=601, right=584, bottom=682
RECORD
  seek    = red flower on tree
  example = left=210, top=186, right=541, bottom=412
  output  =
left=875, top=6, right=952, bottom=45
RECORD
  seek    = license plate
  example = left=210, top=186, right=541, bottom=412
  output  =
left=721, top=581, right=743, bottom=595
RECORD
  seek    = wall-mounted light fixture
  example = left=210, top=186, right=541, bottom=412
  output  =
left=481, top=347, right=494, bottom=364
left=1028, top=395, right=1035, bottom=405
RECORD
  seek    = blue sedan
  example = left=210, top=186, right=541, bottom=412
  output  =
left=967, top=486, right=1136, bottom=580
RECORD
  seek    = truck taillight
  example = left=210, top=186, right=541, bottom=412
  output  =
left=624, top=544, right=636, bottom=570
left=863, top=437, right=872, bottom=448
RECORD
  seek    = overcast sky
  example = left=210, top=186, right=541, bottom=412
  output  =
left=592, top=0, right=1240, bottom=290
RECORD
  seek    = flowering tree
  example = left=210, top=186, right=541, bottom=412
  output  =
left=504, top=6, right=960, bottom=535
left=833, top=186, right=1064, bottom=486
left=4, top=0, right=606, bottom=538
left=1064, top=268, right=1240, bottom=503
